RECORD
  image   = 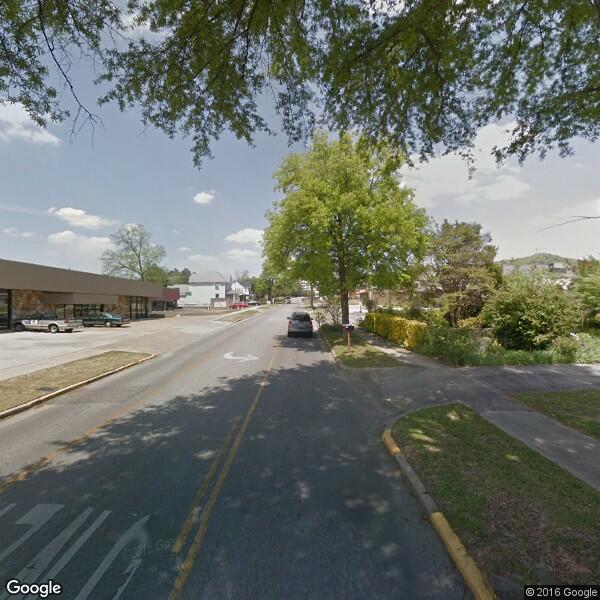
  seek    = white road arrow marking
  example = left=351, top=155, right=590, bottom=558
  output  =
left=223, top=352, right=259, bottom=363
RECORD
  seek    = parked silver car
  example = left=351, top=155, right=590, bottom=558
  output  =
left=12, top=313, right=79, bottom=333
left=287, top=311, right=314, bottom=337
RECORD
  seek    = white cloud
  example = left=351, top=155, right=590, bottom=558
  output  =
left=178, top=246, right=191, bottom=252
left=224, top=248, right=259, bottom=261
left=172, top=228, right=180, bottom=234
left=0, top=103, right=61, bottom=146
left=48, top=230, right=113, bottom=254
left=193, top=190, right=216, bottom=205
left=187, top=254, right=219, bottom=264
left=184, top=248, right=263, bottom=275
left=401, top=122, right=530, bottom=208
left=48, top=207, right=116, bottom=229
left=225, top=228, right=263, bottom=246
left=2, top=227, right=35, bottom=238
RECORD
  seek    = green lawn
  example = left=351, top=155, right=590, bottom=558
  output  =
left=0, top=351, right=151, bottom=413
left=514, top=389, right=600, bottom=441
left=392, top=404, right=600, bottom=586
left=319, top=325, right=401, bottom=368
left=218, top=309, right=260, bottom=322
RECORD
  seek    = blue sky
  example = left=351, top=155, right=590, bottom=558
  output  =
left=1, top=82, right=599, bottom=276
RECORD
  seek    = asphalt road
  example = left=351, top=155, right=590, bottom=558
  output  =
left=0, top=306, right=469, bottom=600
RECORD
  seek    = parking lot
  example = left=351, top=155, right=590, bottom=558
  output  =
left=0, top=314, right=232, bottom=380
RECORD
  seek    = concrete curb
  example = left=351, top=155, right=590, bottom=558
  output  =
left=318, top=328, right=342, bottom=367
left=0, top=354, right=157, bottom=421
left=382, top=428, right=496, bottom=600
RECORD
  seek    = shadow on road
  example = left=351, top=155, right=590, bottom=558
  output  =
left=0, top=356, right=467, bottom=600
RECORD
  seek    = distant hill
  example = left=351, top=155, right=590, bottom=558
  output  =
left=497, top=253, right=577, bottom=268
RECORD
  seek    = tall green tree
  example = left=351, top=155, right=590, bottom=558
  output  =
left=101, top=224, right=166, bottom=280
left=264, top=132, right=428, bottom=324
left=426, top=220, right=500, bottom=326
left=2, top=1, right=598, bottom=166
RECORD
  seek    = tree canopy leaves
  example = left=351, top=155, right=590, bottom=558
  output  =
left=263, top=132, right=428, bottom=322
left=425, top=220, right=500, bottom=326
left=1, top=1, right=598, bottom=166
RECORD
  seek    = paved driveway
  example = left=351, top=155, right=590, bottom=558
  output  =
left=354, top=338, right=600, bottom=491
left=0, top=316, right=232, bottom=380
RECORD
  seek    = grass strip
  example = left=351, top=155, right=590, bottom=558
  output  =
left=513, top=389, right=600, bottom=441
left=218, top=309, right=260, bottom=322
left=320, top=324, right=400, bottom=368
left=392, top=403, right=600, bottom=586
left=0, top=351, right=151, bottom=412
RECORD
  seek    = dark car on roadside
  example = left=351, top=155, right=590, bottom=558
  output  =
left=81, top=312, right=126, bottom=328
left=287, top=311, right=314, bottom=337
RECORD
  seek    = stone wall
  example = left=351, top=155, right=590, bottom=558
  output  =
left=12, top=290, right=57, bottom=317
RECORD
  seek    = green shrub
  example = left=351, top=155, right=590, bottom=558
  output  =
left=457, top=315, right=483, bottom=328
left=363, top=312, right=427, bottom=350
left=549, top=336, right=579, bottom=362
left=481, top=273, right=581, bottom=350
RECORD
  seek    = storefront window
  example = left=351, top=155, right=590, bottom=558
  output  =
left=0, top=289, right=11, bottom=329
left=129, top=297, right=147, bottom=319
left=73, top=304, right=104, bottom=317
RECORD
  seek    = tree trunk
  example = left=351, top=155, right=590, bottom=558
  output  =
left=310, top=284, right=314, bottom=308
left=339, top=259, right=350, bottom=325
left=341, top=290, right=350, bottom=325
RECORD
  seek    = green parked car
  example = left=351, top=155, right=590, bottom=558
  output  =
left=81, top=312, right=126, bottom=327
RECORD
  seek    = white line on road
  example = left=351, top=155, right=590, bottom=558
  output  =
left=223, top=352, right=259, bottom=363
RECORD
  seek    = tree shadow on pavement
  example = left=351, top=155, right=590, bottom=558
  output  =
left=0, top=358, right=468, bottom=600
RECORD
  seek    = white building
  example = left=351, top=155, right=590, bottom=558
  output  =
left=227, top=280, right=250, bottom=303
left=174, top=270, right=229, bottom=308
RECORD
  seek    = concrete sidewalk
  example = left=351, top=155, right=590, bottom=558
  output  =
left=356, top=331, right=600, bottom=492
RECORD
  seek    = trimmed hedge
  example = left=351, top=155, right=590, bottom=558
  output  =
left=363, top=312, right=427, bottom=350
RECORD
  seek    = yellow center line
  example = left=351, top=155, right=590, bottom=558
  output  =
left=172, top=416, right=241, bottom=555
left=168, top=348, right=279, bottom=600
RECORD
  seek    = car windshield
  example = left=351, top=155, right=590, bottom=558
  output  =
left=292, top=313, right=311, bottom=321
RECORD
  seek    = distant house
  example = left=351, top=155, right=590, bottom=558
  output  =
left=173, top=270, right=229, bottom=308
left=226, top=280, right=250, bottom=303
left=499, top=257, right=576, bottom=289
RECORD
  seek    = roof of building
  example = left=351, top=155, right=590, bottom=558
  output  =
left=189, top=270, right=228, bottom=284
left=0, top=258, right=164, bottom=298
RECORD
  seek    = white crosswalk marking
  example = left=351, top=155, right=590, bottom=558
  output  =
left=0, top=504, right=63, bottom=563
left=44, top=510, right=111, bottom=580
left=0, top=504, right=16, bottom=519
left=73, top=515, right=150, bottom=600
left=10, top=509, right=93, bottom=600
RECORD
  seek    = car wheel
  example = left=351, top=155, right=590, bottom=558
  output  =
left=104, top=321, right=112, bottom=327
left=49, top=324, right=59, bottom=334
left=13, top=322, right=25, bottom=332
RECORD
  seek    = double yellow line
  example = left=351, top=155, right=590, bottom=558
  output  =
left=168, top=348, right=279, bottom=600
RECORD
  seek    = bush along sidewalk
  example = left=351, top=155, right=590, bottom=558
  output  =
left=362, top=312, right=600, bottom=366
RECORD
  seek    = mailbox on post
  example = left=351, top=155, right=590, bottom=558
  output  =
left=341, top=323, right=355, bottom=350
